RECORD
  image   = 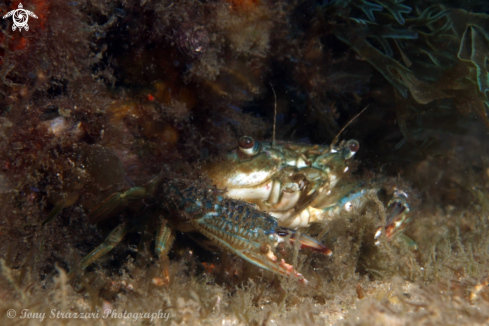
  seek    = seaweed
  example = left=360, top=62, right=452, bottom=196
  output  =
left=317, top=0, right=489, bottom=136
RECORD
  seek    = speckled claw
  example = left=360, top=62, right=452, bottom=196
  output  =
left=189, top=194, right=320, bottom=284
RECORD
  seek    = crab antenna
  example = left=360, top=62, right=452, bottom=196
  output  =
left=330, top=105, right=369, bottom=149
left=270, top=82, right=277, bottom=148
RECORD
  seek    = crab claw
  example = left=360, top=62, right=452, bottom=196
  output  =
left=255, top=243, right=309, bottom=284
left=276, top=228, right=332, bottom=256
left=191, top=199, right=320, bottom=284
left=384, top=190, right=411, bottom=240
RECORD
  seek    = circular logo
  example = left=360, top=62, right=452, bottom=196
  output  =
left=7, top=309, right=16, bottom=318
left=14, top=10, right=28, bottom=27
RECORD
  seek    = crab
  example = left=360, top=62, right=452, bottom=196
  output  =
left=76, top=136, right=413, bottom=284
left=203, top=136, right=412, bottom=239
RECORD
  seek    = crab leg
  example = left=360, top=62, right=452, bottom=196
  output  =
left=89, top=177, right=162, bottom=223
left=309, top=187, right=414, bottom=244
left=80, top=222, right=133, bottom=270
left=89, top=187, right=149, bottom=223
left=77, top=219, right=175, bottom=274
left=155, top=220, right=175, bottom=260
left=153, top=220, right=175, bottom=285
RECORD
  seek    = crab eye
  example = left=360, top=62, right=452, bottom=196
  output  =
left=347, top=140, right=359, bottom=153
left=343, top=140, right=359, bottom=159
left=239, top=136, right=254, bottom=149
left=238, top=136, right=261, bottom=156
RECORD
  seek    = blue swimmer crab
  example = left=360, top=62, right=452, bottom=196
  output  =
left=80, top=137, right=412, bottom=284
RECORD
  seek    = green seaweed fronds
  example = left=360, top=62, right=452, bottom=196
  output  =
left=353, top=0, right=384, bottom=22
left=374, top=0, right=412, bottom=25
left=325, top=1, right=489, bottom=133
left=457, top=23, right=489, bottom=101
